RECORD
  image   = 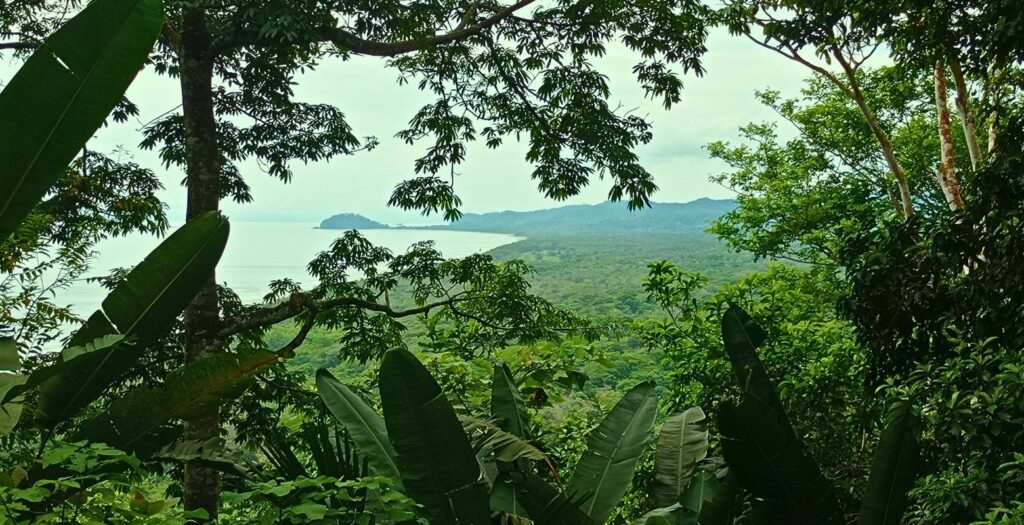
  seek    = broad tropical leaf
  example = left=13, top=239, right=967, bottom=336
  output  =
left=638, top=504, right=694, bottom=525
left=567, top=381, right=658, bottom=524
left=0, top=0, right=164, bottom=243
left=0, top=338, right=26, bottom=436
left=718, top=395, right=843, bottom=525
left=653, top=406, right=708, bottom=507
left=462, top=416, right=547, bottom=463
left=315, top=369, right=402, bottom=484
left=695, top=472, right=739, bottom=525
left=83, top=348, right=278, bottom=455
left=516, top=472, right=595, bottom=525
left=491, top=363, right=531, bottom=439
left=33, top=212, right=229, bottom=427
left=721, top=305, right=777, bottom=408
left=155, top=438, right=259, bottom=479
left=378, top=349, right=491, bottom=525
left=858, top=401, right=922, bottom=525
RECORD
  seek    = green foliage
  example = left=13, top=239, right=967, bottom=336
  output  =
left=22, top=212, right=229, bottom=428
left=566, top=381, right=658, bottom=524
left=378, top=349, right=491, bottom=525
left=652, top=407, right=708, bottom=508
left=0, top=0, right=163, bottom=243
left=858, top=401, right=922, bottom=525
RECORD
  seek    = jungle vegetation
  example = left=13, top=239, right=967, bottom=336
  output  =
left=1, top=0, right=1024, bottom=523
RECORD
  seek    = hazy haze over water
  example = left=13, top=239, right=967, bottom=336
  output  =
left=62, top=221, right=521, bottom=317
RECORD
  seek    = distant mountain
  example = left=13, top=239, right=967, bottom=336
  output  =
left=437, top=198, right=735, bottom=235
left=319, top=198, right=736, bottom=235
left=318, top=213, right=389, bottom=230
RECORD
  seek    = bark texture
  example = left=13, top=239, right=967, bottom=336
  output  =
left=179, top=6, right=223, bottom=520
left=934, top=61, right=966, bottom=211
left=950, top=59, right=982, bottom=170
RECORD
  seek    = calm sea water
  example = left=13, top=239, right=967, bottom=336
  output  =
left=63, top=221, right=522, bottom=317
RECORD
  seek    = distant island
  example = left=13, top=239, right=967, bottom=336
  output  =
left=319, top=198, right=736, bottom=235
left=318, top=213, right=390, bottom=230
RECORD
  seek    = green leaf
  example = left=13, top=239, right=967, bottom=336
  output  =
left=694, top=473, right=739, bottom=525
left=653, top=406, right=708, bottom=507
left=0, top=337, right=19, bottom=371
left=515, top=472, right=595, bottom=525
left=637, top=504, right=695, bottom=525
left=315, top=369, right=402, bottom=486
left=461, top=416, right=547, bottom=463
left=721, top=305, right=777, bottom=409
left=491, top=363, right=531, bottom=439
left=83, top=348, right=278, bottom=455
left=567, top=381, right=658, bottom=524
left=34, top=212, right=229, bottom=427
left=0, top=338, right=25, bottom=436
left=0, top=0, right=163, bottom=243
left=718, top=395, right=843, bottom=525
left=858, top=401, right=921, bottom=525
left=378, top=349, right=490, bottom=525
left=490, top=474, right=527, bottom=519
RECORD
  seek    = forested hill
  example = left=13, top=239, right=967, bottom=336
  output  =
left=441, top=198, right=735, bottom=234
left=319, top=198, right=736, bottom=234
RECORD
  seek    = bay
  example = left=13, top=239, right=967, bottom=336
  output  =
left=63, top=221, right=522, bottom=317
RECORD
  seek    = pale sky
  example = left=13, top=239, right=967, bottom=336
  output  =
left=3, top=27, right=809, bottom=224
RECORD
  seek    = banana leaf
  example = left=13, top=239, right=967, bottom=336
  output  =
left=653, top=406, right=708, bottom=507
left=378, top=349, right=491, bottom=525
left=491, top=363, right=531, bottom=439
left=718, top=395, right=843, bottom=525
left=858, top=400, right=921, bottom=525
left=0, top=0, right=163, bottom=243
left=0, top=338, right=26, bottom=435
left=315, top=368, right=402, bottom=485
left=33, top=212, right=229, bottom=427
left=567, top=381, right=658, bottom=524
left=83, top=348, right=278, bottom=455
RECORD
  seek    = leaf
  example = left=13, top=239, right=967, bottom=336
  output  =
left=653, top=406, right=708, bottom=507
left=461, top=416, right=547, bottom=463
left=491, top=363, right=531, bottom=439
left=858, top=401, right=921, bottom=525
left=515, top=472, right=595, bottom=525
left=34, top=212, right=229, bottom=427
left=567, top=381, right=658, bottom=524
left=154, top=438, right=259, bottom=480
left=637, top=504, right=695, bottom=525
left=718, top=395, right=843, bottom=525
left=378, top=349, right=491, bottom=525
left=490, top=473, right=528, bottom=520
left=83, top=348, right=278, bottom=455
left=0, top=0, right=163, bottom=243
left=695, top=472, right=739, bottom=525
left=720, top=304, right=777, bottom=409
left=0, top=338, right=25, bottom=436
left=315, top=369, right=402, bottom=485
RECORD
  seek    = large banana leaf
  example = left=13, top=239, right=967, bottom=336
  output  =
left=718, top=395, right=843, bottom=525
left=0, top=0, right=163, bottom=243
left=0, top=338, right=26, bottom=436
left=858, top=401, right=921, bottom=525
left=83, top=348, right=278, bottom=455
left=653, top=406, right=708, bottom=508
left=378, top=349, right=491, bottom=525
left=33, top=212, right=229, bottom=427
left=315, top=369, right=402, bottom=485
left=516, top=472, right=595, bottom=525
left=567, top=381, right=658, bottom=524
left=491, top=363, right=531, bottom=439
left=720, top=305, right=778, bottom=409
left=688, top=472, right=738, bottom=525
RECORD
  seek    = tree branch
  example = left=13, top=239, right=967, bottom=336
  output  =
left=213, top=0, right=536, bottom=56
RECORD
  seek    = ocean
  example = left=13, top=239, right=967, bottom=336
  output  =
left=62, top=221, right=523, bottom=317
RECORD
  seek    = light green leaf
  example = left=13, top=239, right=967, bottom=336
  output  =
left=315, top=369, right=401, bottom=486
left=653, top=406, right=708, bottom=508
left=567, top=381, right=658, bottom=524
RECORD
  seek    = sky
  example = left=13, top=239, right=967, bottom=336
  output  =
left=3, top=27, right=809, bottom=224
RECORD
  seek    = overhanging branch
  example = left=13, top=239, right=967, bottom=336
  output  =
left=213, top=0, right=536, bottom=56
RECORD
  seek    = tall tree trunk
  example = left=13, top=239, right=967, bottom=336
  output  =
left=934, top=61, right=966, bottom=211
left=949, top=59, right=982, bottom=170
left=833, top=51, right=915, bottom=218
left=987, top=68, right=1004, bottom=156
left=179, top=6, right=223, bottom=520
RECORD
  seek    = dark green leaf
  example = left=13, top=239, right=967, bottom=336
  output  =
left=858, top=401, right=921, bottom=525
left=379, top=349, right=490, bottom=525
left=568, top=381, right=658, bottom=524
left=0, top=0, right=163, bottom=242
